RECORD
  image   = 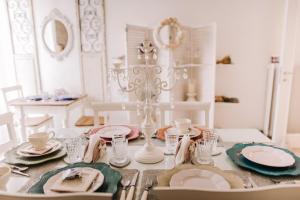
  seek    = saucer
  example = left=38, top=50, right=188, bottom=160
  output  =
left=109, top=157, right=131, bottom=168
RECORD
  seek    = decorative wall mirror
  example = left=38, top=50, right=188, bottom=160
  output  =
left=42, top=8, right=73, bottom=61
left=153, top=17, right=184, bottom=49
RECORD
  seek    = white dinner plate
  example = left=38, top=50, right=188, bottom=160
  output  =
left=241, top=145, right=295, bottom=168
left=95, top=125, right=132, bottom=139
left=16, top=140, right=62, bottom=158
left=43, top=167, right=104, bottom=194
left=169, top=168, right=231, bottom=190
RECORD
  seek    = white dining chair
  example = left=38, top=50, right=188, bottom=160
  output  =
left=0, top=112, right=18, bottom=153
left=91, top=101, right=212, bottom=128
left=91, top=101, right=141, bottom=127
left=1, top=85, right=54, bottom=137
left=153, top=185, right=300, bottom=200
left=0, top=192, right=112, bottom=200
left=158, top=101, right=212, bottom=128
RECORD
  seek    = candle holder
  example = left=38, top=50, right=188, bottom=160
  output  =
left=112, top=39, right=188, bottom=164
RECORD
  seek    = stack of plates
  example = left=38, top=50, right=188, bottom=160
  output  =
left=4, top=140, right=66, bottom=165
left=86, top=125, right=140, bottom=143
left=28, top=162, right=121, bottom=195
left=157, top=164, right=244, bottom=190
left=227, top=143, right=300, bottom=176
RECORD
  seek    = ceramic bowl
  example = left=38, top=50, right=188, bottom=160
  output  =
left=0, top=166, right=11, bottom=187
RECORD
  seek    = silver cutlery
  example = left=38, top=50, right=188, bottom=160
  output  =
left=270, top=179, right=300, bottom=185
left=247, top=176, right=257, bottom=188
left=141, top=178, right=153, bottom=200
left=11, top=169, right=30, bottom=177
left=125, top=172, right=139, bottom=200
left=9, top=165, right=29, bottom=171
left=120, top=178, right=130, bottom=200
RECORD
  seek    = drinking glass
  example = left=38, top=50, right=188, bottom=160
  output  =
left=64, top=137, right=86, bottom=164
left=165, top=128, right=179, bottom=155
left=111, top=134, right=128, bottom=164
left=196, top=138, right=214, bottom=164
left=203, top=129, right=219, bottom=154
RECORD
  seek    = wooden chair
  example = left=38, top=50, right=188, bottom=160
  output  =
left=0, top=192, right=112, bottom=200
left=153, top=185, right=300, bottom=200
left=1, top=85, right=53, bottom=137
left=0, top=112, right=17, bottom=153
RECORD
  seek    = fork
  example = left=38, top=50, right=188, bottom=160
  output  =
left=141, top=179, right=153, bottom=200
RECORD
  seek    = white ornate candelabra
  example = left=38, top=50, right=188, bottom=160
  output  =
left=112, top=18, right=188, bottom=164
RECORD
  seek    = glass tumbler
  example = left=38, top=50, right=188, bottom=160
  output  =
left=203, top=129, right=219, bottom=154
left=165, top=128, right=179, bottom=155
left=64, top=137, right=87, bottom=164
left=196, top=138, right=214, bottom=164
left=111, top=134, right=128, bottom=164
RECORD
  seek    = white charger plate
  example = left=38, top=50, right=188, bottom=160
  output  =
left=241, top=145, right=295, bottom=168
left=43, top=167, right=104, bottom=194
left=95, top=125, right=131, bottom=139
left=16, top=140, right=62, bottom=158
left=169, top=168, right=231, bottom=190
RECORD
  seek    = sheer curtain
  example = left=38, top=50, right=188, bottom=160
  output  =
left=0, top=0, right=16, bottom=114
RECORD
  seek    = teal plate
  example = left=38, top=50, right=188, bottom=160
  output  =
left=28, top=162, right=121, bottom=195
left=226, top=143, right=300, bottom=177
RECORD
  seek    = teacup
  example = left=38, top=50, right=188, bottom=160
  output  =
left=28, top=131, right=55, bottom=150
left=174, top=118, right=191, bottom=134
left=0, top=165, right=11, bottom=187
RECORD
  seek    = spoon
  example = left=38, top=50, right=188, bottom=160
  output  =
left=120, top=179, right=130, bottom=200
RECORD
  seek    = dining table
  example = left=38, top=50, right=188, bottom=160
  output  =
left=1, top=127, right=300, bottom=200
left=8, top=95, right=88, bottom=140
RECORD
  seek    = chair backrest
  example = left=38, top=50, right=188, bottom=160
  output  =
left=1, top=85, right=23, bottom=112
left=91, top=102, right=140, bottom=127
left=153, top=185, right=300, bottom=200
left=158, top=101, right=212, bottom=128
left=91, top=101, right=212, bottom=128
left=0, top=192, right=112, bottom=200
left=0, top=112, right=17, bottom=151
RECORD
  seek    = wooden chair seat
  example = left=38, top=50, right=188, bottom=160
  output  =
left=24, top=115, right=53, bottom=127
left=75, top=115, right=105, bottom=127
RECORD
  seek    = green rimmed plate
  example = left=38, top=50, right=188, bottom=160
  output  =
left=28, top=162, right=121, bottom=195
left=226, top=143, right=300, bottom=176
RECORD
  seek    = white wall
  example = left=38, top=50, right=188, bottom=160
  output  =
left=288, top=15, right=300, bottom=133
left=105, top=0, right=285, bottom=129
left=32, top=0, right=83, bottom=94
left=0, top=0, right=16, bottom=113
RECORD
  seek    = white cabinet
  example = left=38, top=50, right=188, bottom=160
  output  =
left=125, top=23, right=216, bottom=127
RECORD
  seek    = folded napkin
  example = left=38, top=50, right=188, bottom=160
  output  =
left=50, top=168, right=98, bottom=192
left=21, top=141, right=58, bottom=155
left=83, top=135, right=106, bottom=163
left=175, top=135, right=197, bottom=165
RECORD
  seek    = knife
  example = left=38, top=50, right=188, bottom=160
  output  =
left=12, top=169, right=30, bottom=177
left=125, top=172, right=139, bottom=200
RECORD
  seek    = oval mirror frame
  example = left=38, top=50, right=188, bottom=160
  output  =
left=41, top=9, right=73, bottom=61
left=153, top=17, right=184, bottom=49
